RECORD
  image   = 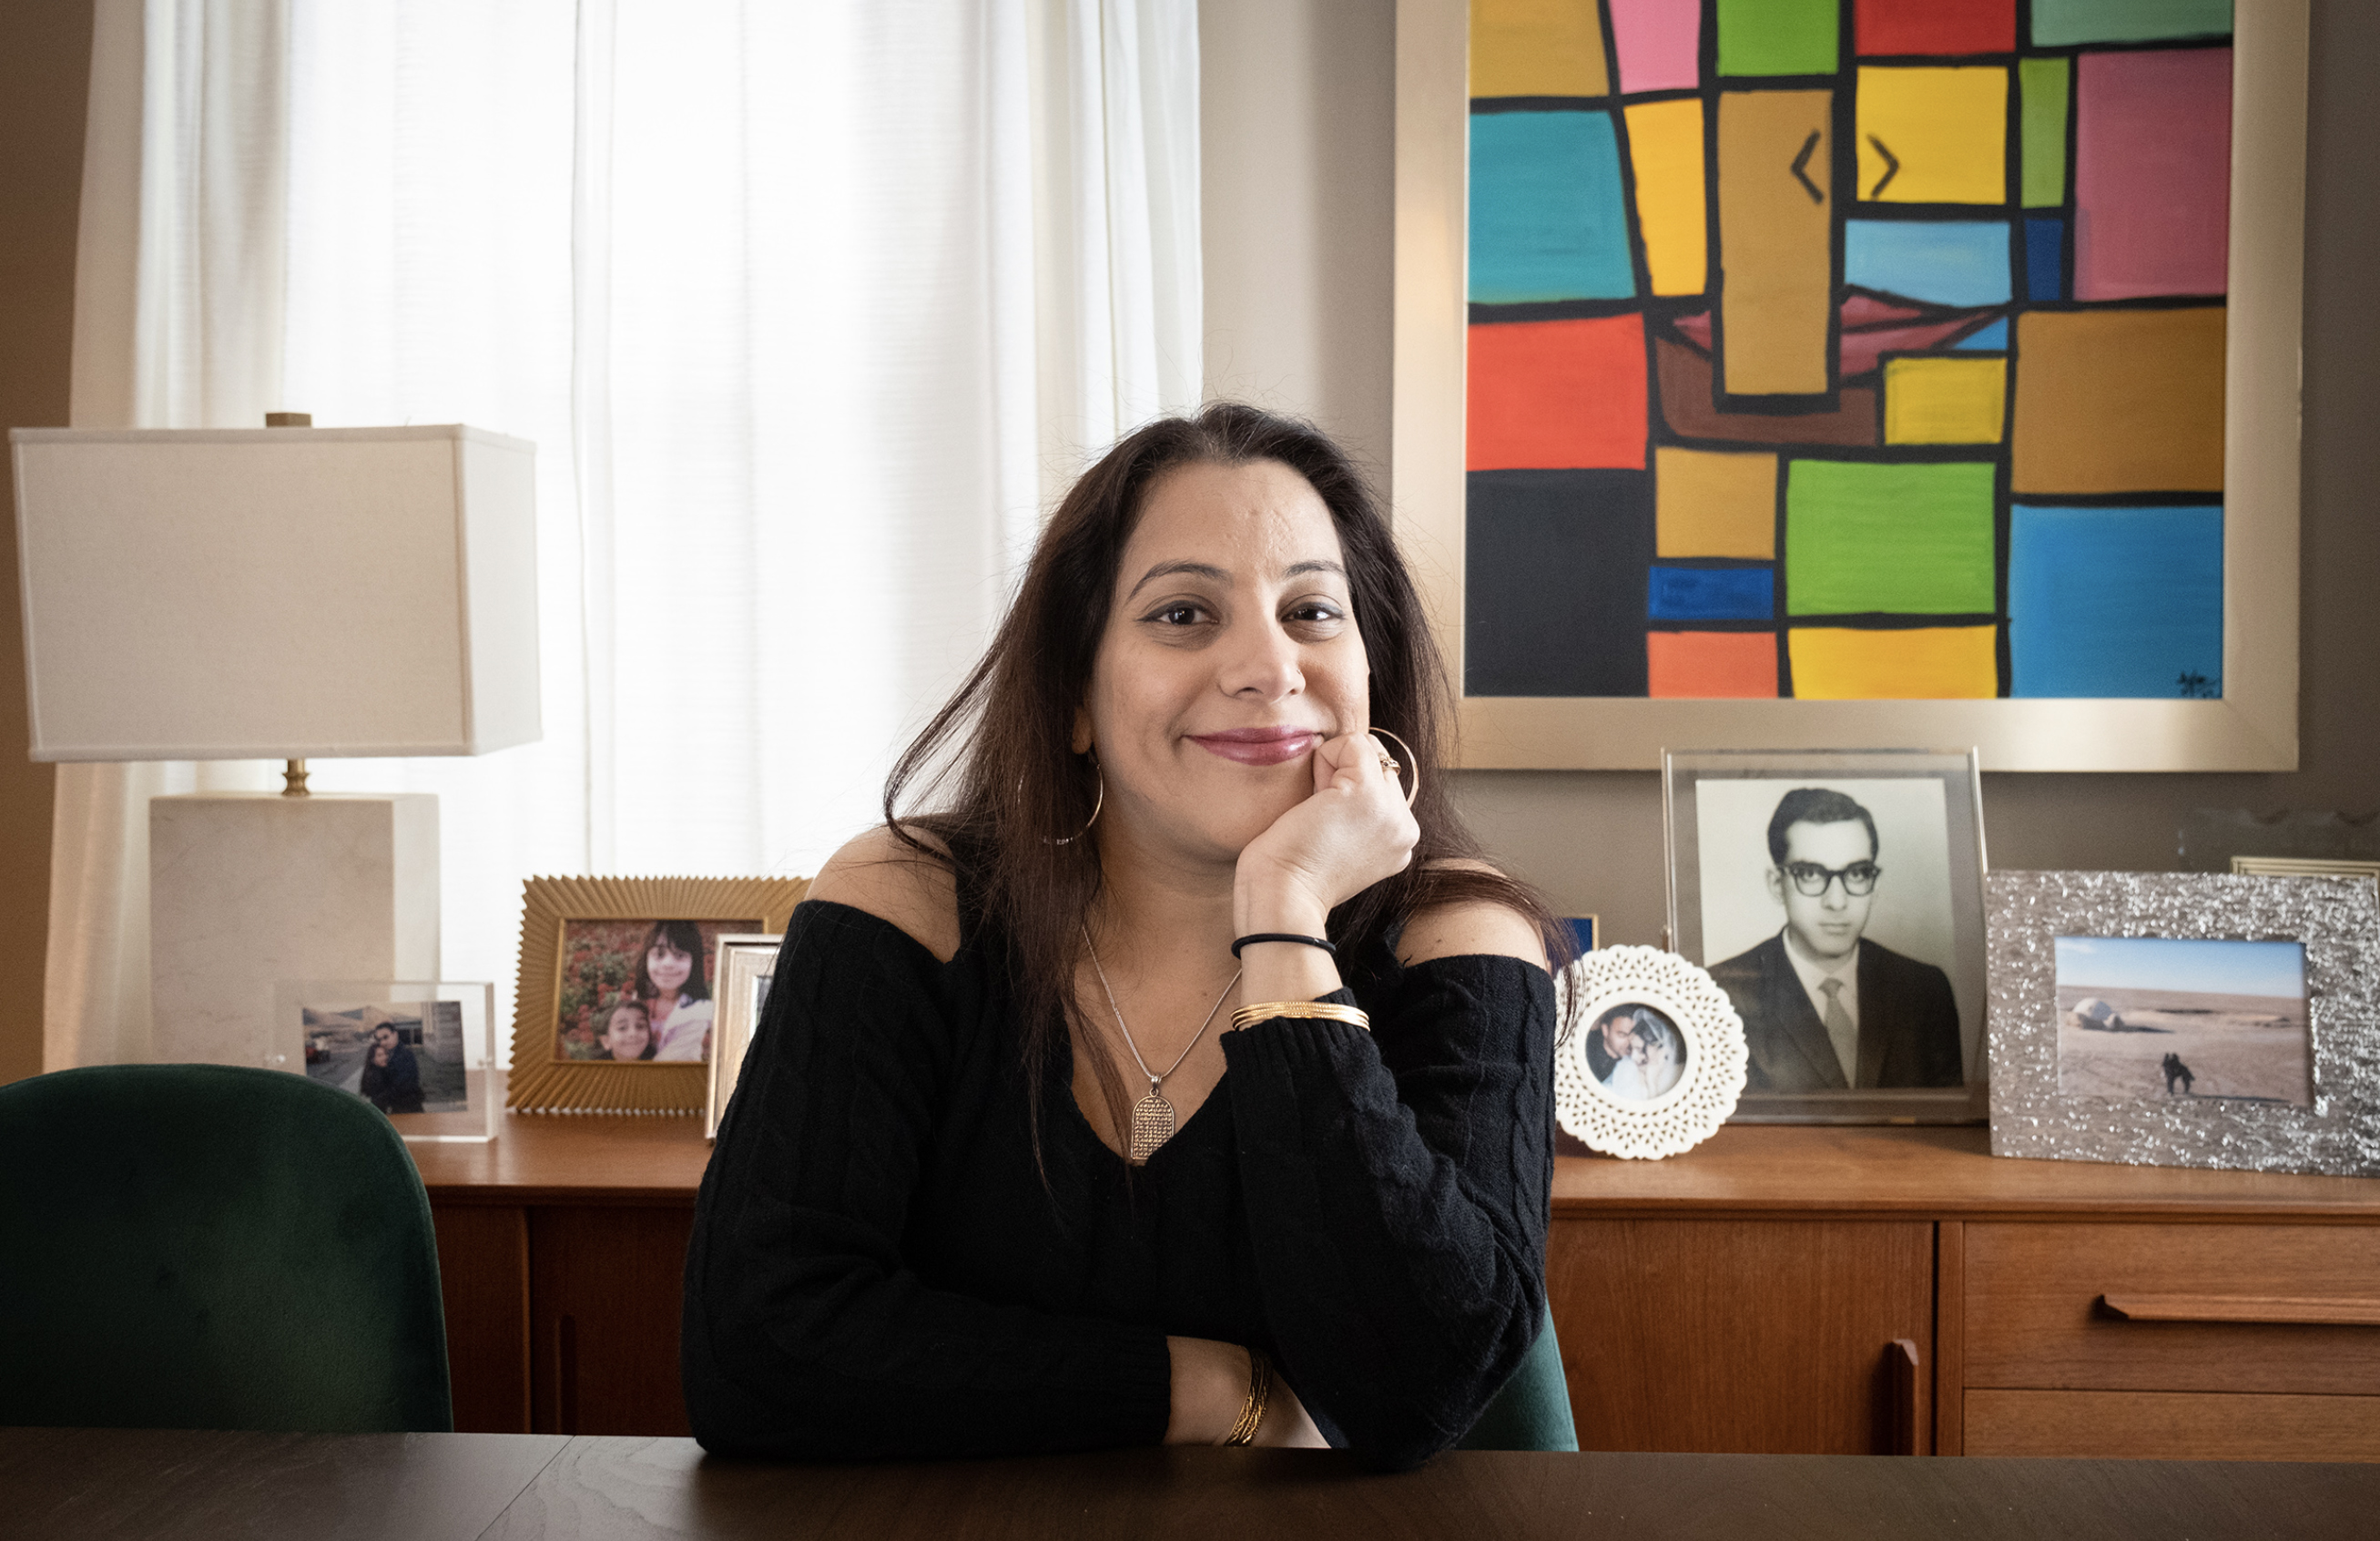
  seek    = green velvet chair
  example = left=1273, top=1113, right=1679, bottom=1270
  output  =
left=0, top=1063, right=453, bottom=1432
left=1458, top=1300, right=1579, bottom=1451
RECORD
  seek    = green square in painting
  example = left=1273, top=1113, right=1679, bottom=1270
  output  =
left=1717, top=0, right=1838, bottom=77
left=1785, top=461, right=1996, bottom=615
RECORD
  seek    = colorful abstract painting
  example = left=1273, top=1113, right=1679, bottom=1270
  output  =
left=1465, top=0, right=2233, bottom=700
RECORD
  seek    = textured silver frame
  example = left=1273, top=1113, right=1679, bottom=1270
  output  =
left=1392, top=0, right=2308, bottom=770
left=1665, top=748, right=1989, bottom=1124
left=1986, top=872, right=2379, bottom=1175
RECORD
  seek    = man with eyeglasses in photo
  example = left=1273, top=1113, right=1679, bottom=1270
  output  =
left=1708, top=788, right=1963, bottom=1092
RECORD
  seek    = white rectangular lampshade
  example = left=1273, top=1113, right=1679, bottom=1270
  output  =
left=9, top=424, right=540, bottom=760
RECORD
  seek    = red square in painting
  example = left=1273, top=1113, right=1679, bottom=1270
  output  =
left=1647, top=630, right=1778, bottom=698
left=1856, top=0, right=2014, bottom=56
left=1467, top=316, right=1648, bottom=471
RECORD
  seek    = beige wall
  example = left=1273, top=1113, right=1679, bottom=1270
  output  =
left=0, top=1, right=86, bottom=1082
left=1204, top=1, right=2380, bottom=946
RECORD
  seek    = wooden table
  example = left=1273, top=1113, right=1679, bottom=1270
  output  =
left=6, top=1427, right=2375, bottom=1540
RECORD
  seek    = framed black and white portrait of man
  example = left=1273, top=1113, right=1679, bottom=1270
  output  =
left=1664, top=749, right=1988, bottom=1124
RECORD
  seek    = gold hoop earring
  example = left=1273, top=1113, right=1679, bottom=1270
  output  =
left=1050, top=750, right=1104, bottom=845
left=1369, top=727, right=1420, bottom=810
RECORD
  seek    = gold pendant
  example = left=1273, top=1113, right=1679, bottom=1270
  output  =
left=1127, top=1092, right=1175, bottom=1164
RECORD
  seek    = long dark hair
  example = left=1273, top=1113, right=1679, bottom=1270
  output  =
left=633, top=920, right=712, bottom=1004
left=881, top=403, right=1577, bottom=1138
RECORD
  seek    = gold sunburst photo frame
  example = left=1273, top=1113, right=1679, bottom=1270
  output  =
left=506, top=875, right=809, bottom=1113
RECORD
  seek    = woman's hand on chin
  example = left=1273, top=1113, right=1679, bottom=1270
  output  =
left=1232, top=730, right=1419, bottom=936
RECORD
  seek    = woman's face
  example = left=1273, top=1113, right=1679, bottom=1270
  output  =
left=646, top=942, right=694, bottom=997
left=1077, top=459, right=1368, bottom=863
left=603, top=1007, right=651, bottom=1060
left=371, top=1044, right=391, bottom=1066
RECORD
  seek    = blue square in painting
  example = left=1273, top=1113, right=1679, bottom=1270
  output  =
left=1845, top=220, right=2011, bottom=306
left=2009, top=505, right=2223, bottom=698
left=1647, top=565, right=1774, bottom=620
left=2025, top=219, right=2064, bottom=301
left=1565, top=916, right=1598, bottom=954
left=1470, top=111, right=1636, bottom=304
left=1953, top=317, right=2009, bottom=351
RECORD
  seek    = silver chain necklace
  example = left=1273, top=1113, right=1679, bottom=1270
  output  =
left=1082, top=924, right=1240, bottom=1165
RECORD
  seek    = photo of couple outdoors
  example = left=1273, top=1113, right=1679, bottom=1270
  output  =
left=1583, top=1003, right=1688, bottom=1102
left=303, top=1003, right=465, bottom=1115
left=554, top=918, right=757, bottom=1064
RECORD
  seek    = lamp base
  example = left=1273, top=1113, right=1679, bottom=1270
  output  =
left=149, top=792, right=440, bottom=1067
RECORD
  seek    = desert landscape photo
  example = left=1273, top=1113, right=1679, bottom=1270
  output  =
left=2053, top=936, right=2312, bottom=1107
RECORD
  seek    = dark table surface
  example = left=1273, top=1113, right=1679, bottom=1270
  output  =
left=6, top=1426, right=2375, bottom=1540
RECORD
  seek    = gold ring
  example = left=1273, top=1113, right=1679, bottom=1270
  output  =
left=1368, top=728, right=1419, bottom=810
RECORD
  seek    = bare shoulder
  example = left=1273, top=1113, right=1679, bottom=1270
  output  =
left=807, top=825, right=961, bottom=964
left=1395, top=858, right=1551, bottom=971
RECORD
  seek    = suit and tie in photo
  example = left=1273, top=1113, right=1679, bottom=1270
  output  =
left=1703, top=786, right=1967, bottom=1093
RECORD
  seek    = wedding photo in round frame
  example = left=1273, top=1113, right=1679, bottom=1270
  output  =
left=1555, top=945, right=1749, bottom=1160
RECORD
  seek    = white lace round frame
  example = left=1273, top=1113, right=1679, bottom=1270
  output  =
left=1555, top=945, right=1749, bottom=1160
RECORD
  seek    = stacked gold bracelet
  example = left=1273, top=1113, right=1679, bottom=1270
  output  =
left=1222, top=1348, right=1274, bottom=1446
left=1228, top=1000, right=1371, bottom=1033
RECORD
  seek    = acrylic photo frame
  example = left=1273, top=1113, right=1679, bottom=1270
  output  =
left=506, top=876, right=809, bottom=1114
left=1391, top=0, right=2308, bottom=770
left=277, top=979, right=499, bottom=1143
left=1986, top=870, right=2380, bottom=1176
left=1665, top=747, right=1989, bottom=1123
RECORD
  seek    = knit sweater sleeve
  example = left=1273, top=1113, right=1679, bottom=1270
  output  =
left=680, top=901, right=1174, bottom=1458
left=1218, top=952, right=1556, bottom=1470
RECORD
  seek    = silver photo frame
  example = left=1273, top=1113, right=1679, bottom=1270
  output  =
left=1665, top=747, right=1988, bottom=1124
left=706, top=933, right=782, bottom=1140
left=1986, top=871, right=2380, bottom=1176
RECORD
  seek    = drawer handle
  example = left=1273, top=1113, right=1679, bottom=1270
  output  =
left=2099, top=1293, right=2380, bottom=1326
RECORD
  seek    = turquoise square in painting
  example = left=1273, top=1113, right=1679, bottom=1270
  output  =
left=2009, top=505, right=2223, bottom=698
left=1785, top=461, right=1997, bottom=615
left=1470, top=111, right=1635, bottom=304
left=2032, top=0, right=2232, bottom=46
left=1953, top=317, right=2009, bottom=350
left=1846, top=220, right=2011, bottom=306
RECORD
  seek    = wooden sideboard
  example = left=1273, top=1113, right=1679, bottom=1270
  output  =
left=412, top=1120, right=2380, bottom=1457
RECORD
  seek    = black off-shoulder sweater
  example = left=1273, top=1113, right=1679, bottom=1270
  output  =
left=681, top=875, right=1556, bottom=1471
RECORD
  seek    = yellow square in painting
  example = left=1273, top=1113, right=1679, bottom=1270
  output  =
left=1471, top=0, right=1609, bottom=98
left=1883, top=356, right=2008, bottom=444
left=1856, top=66, right=2008, bottom=205
left=1623, top=99, right=1707, bottom=297
left=1788, top=626, right=1998, bottom=699
left=1656, top=446, right=1777, bottom=558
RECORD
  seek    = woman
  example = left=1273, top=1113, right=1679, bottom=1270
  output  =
left=359, top=1024, right=424, bottom=1115
left=636, top=921, right=715, bottom=1061
left=1635, top=1010, right=1684, bottom=1099
left=684, top=403, right=1573, bottom=1469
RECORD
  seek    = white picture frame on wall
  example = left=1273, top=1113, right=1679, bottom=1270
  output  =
left=1390, top=0, right=2308, bottom=771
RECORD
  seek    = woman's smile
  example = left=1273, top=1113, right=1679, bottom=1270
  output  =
left=1188, top=726, right=1322, bottom=766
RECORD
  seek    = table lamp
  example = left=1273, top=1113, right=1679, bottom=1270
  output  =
left=8, top=419, right=539, bottom=1067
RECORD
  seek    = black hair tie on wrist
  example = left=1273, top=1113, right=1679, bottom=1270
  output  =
left=1231, top=933, right=1337, bottom=959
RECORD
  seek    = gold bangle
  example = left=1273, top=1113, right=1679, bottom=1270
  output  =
left=1228, top=1000, right=1371, bottom=1033
left=1222, top=1349, right=1273, bottom=1446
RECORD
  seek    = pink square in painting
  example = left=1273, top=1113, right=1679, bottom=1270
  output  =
left=2075, top=48, right=2232, bottom=301
left=1610, top=0, right=1699, bottom=94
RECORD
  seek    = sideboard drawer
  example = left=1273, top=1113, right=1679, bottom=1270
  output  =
left=1966, top=1222, right=2380, bottom=1396
left=1966, top=1389, right=2380, bottom=1461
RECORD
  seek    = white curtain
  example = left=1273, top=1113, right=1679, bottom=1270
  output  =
left=49, top=0, right=1202, bottom=1069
